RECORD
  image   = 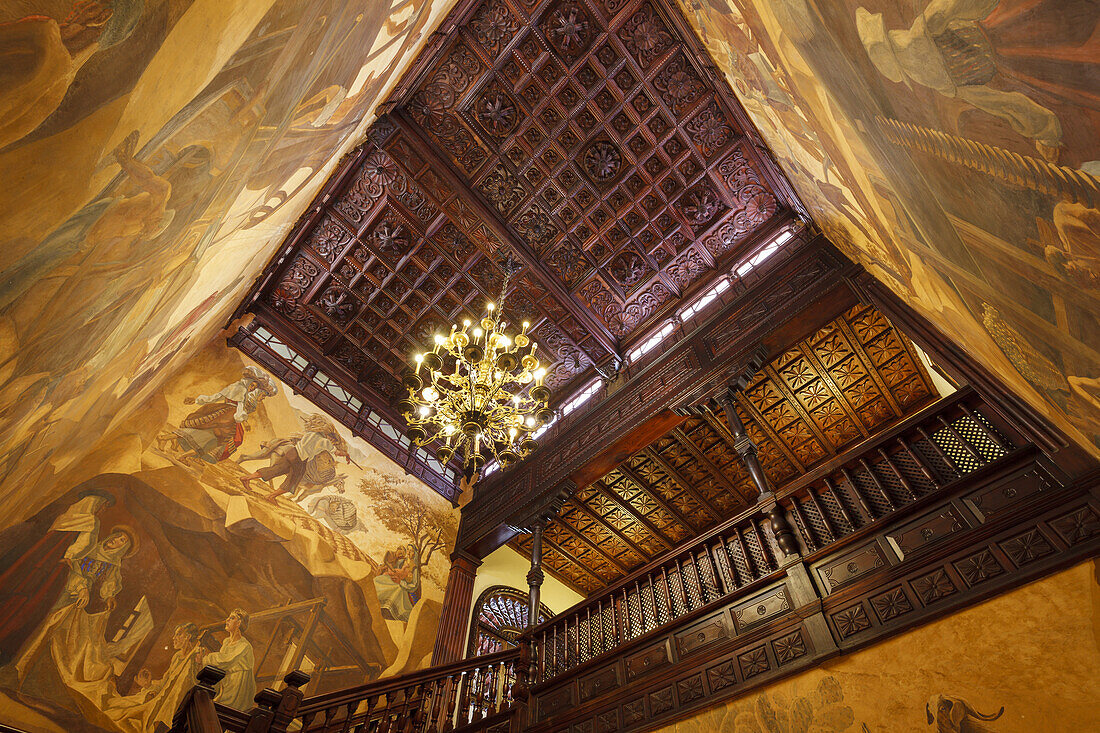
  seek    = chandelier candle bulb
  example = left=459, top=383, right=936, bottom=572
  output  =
left=398, top=264, right=551, bottom=479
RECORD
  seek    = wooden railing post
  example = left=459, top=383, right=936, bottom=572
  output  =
left=271, top=670, right=311, bottom=732
left=243, top=688, right=282, bottom=733
left=170, top=665, right=225, bottom=733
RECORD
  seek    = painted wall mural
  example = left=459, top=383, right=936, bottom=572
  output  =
left=0, top=0, right=460, bottom=530
left=0, top=340, right=459, bottom=732
left=680, top=0, right=1100, bottom=456
left=654, top=560, right=1100, bottom=731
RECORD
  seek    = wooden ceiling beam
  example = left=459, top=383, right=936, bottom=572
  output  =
left=389, top=110, right=621, bottom=359
left=508, top=534, right=594, bottom=598
left=637, top=446, right=725, bottom=523
left=834, top=318, right=906, bottom=417
left=614, top=463, right=699, bottom=535
left=589, top=481, right=676, bottom=551
left=667, top=428, right=752, bottom=503
left=761, top=363, right=854, bottom=447
left=551, top=515, right=634, bottom=577
left=540, top=533, right=613, bottom=590
left=567, top=498, right=655, bottom=564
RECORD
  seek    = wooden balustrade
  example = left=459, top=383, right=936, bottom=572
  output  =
left=291, top=648, right=521, bottom=733
left=521, top=387, right=1018, bottom=684
left=168, top=390, right=1035, bottom=732
left=170, top=650, right=522, bottom=733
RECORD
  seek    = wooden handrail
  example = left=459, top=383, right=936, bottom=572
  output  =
left=297, top=647, right=519, bottom=714
left=518, top=388, right=1018, bottom=684
left=526, top=388, right=984, bottom=635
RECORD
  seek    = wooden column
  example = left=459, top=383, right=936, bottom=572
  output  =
left=526, top=518, right=546, bottom=631
left=716, top=386, right=800, bottom=558
left=431, top=552, right=482, bottom=665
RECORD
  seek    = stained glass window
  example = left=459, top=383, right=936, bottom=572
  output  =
left=468, top=586, right=553, bottom=657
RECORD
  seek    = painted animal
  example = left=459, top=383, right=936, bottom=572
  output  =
left=927, top=695, right=1004, bottom=733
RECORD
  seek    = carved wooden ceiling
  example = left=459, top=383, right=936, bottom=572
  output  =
left=511, top=303, right=940, bottom=594
left=234, top=0, right=797, bottom=445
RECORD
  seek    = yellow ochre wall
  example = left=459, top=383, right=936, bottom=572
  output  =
left=653, top=560, right=1100, bottom=732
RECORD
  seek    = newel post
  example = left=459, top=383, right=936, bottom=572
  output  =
left=270, top=670, right=311, bottom=732
left=170, top=665, right=225, bottom=733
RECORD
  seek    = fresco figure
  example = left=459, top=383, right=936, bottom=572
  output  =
left=197, top=609, right=255, bottom=712
left=108, top=621, right=202, bottom=732
left=1047, top=201, right=1100, bottom=288
left=374, top=545, right=421, bottom=623
left=854, top=0, right=1097, bottom=161
left=927, top=694, right=1004, bottom=732
left=0, top=2, right=143, bottom=150
left=161, top=366, right=278, bottom=463
left=0, top=490, right=115, bottom=664
left=239, top=413, right=352, bottom=502
left=2, top=516, right=137, bottom=716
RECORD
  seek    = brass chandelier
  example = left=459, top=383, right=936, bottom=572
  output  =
left=398, top=266, right=553, bottom=478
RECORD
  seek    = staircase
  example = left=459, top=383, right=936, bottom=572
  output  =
left=165, top=388, right=1099, bottom=733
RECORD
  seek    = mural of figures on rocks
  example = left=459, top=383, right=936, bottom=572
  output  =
left=0, top=0, right=461, bottom=548
left=681, top=0, right=1100, bottom=456
left=0, top=340, right=459, bottom=732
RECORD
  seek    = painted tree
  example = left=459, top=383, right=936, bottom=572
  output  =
left=358, top=468, right=457, bottom=591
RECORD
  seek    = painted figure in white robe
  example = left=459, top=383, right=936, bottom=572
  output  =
left=855, top=0, right=1098, bottom=162
left=198, top=609, right=255, bottom=711
left=108, top=621, right=202, bottom=732
left=160, top=366, right=278, bottom=463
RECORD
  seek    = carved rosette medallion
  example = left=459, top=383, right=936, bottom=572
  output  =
left=543, top=2, right=593, bottom=59
left=582, top=140, right=622, bottom=185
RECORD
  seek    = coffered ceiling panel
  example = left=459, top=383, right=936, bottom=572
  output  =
left=400, top=0, right=784, bottom=340
left=235, top=0, right=796, bottom=440
left=512, top=303, right=939, bottom=594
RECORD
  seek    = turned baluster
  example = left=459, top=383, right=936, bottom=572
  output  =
left=407, top=683, right=428, bottom=733
left=822, top=477, right=856, bottom=532
left=802, top=488, right=835, bottom=544
left=585, top=606, right=593, bottom=660
left=936, top=414, right=983, bottom=464
left=441, top=674, right=458, bottom=733
left=423, top=679, right=443, bottom=733
left=576, top=611, right=585, bottom=664
left=596, top=600, right=606, bottom=654
left=622, top=587, right=633, bottom=639
left=550, top=625, right=559, bottom=678
left=538, top=630, right=547, bottom=682
left=958, top=404, right=1009, bottom=452
left=659, top=567, right=674, bottom=621
left=749, top=517, right=777, bottom=571
left=785, top=499, right=816, bottom=552
left=878, top=448, right=916, bottom=502
left=917, top=425, right=960, bottom=477
left=860, top=458, right=896, bottom=511
left=671, top=557, right=689, bottom=613
left=688, top=554, right=707, bottom=604
left=715, top=535, right=739, bottom=589
left=897, top=436, right=941, bottom=487
left=731, top=526, right=756, bottom=580
left=839, top=467, right=875, bottom=522
left=457, top=670, right=474, bottom=727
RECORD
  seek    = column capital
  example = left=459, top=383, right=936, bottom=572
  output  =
left=448, top=550, right=483, bottom=571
